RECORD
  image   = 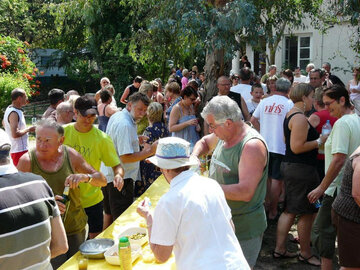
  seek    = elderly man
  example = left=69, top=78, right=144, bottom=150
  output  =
left=305, top=63, right=315, bottom=83
left=261, top=65, right=277, bottom=84
left=101, top=92, right=156, bottom=228
left=192, top=96, right=268, bottom=268
left=63, top=96, right=124, bottom=238
left=251, top=78, right=293, bottom=221
left=2, top=88, right=35, bottom=166
left=137, top=137, right=250, bottom=270
left=218, top=75, right=250, bottom=121
left=17, top=119, right=107, bottom=268
left=56, top=101, right=74, bottom=125
left=322, top=62, right=344, bottom=86
left=0, top=128, right=68, bottom=269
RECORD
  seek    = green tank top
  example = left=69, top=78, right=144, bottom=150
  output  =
left=209, top=128, right=268, bottom=240
left=30, top=146, right=87, bottom=235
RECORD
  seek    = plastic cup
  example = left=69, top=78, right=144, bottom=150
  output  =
left=77, top=255, right=88, bottom=270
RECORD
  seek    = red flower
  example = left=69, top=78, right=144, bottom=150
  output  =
left=40, top=71, right=45, bottom=75
left=33, top=68, right=38, bottom=72
left=1, top=63, right=6, bottom=69
left=21, top=57, right=26, bottom=63
left=36, top=85, right=40, bottom=89
left=24, top=41, right=30, bottom=47
left=14, top=68, right=18, bottom=72
left=5, top=61, right=11, bottom=66
left=36, top=91, right=40, bottom=95
left=17, top=48, right=24, bottom=54
left=28, top=77, right=33, bottom=81
left=36, top=80, right=41, bottom=84
left=0, top=55, right=6, bottom=61
left=31, top=84, right=36, bottom=88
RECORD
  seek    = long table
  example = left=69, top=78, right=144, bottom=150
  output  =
left=58, top=176, right=176, bottom=269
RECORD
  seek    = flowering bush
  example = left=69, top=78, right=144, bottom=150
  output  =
left=0, top=36, right=41, bottom=120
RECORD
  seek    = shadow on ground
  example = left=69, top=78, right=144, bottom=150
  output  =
left=254, top=220, right=339, bottom=270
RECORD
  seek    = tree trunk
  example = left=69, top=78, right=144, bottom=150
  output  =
left=204, top=48, right=225, bottom=102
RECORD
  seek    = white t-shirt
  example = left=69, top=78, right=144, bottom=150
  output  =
left=151, top=170, right=250, bottom=270
left=246, top=99, right=259, bottom=116
left=230, top=84, right=252, bottom=102
left=293, top=75, right=307, bottom=83
left=100, top=109, right=140, bottom=182
left=252, top=95, right=293, bottom=155
left=3, top=106, right=28, bottom=153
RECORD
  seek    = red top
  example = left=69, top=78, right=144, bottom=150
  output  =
left=313, top=109, right=338, bottom=160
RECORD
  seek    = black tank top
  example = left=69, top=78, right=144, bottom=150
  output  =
left=128, top=84, right=139, bottom=98
left=283, top=112, right=319, bottom=166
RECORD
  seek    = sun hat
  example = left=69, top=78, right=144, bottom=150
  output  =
left=0, top=128, right=11, bottom=149
left=74, top=96, right=98, bottom=116
left=147, top=137, right=198, bottom=169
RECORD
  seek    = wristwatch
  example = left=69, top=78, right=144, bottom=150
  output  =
left=86, top=174, right=93, bottom=183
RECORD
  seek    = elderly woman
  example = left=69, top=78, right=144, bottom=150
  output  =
left=169, top=86, right=200, bottom=151
left=265, top=75, right=278, bottom=97
left=136, top=102, right=169, bottom=197
left=274, top=83, right=323, bottom=266
left=308, top=85, right=360, bottom=270
left=181, top=69, right=189, bottom=90
left=332, top=145, right=360, bottom=269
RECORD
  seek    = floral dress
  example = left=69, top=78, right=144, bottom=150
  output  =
left=134, top=121, right=169, bottom=197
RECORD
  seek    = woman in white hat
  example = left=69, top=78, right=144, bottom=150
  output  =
left=137, top=137, right=250, bottom=270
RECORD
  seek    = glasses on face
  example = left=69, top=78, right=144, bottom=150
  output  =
left=208, top=122, right=225, bottom=130
left=324, top=99, right=337, bottom=106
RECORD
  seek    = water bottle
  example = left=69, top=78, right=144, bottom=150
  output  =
left=321, top=120, right=332, bottom=136
left=119, top=237, right=132, bottom=270
left=314, top=199, right=322, bottom=209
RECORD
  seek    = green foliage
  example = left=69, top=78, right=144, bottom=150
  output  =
left=0, top=35, right=40, bottom=119
left=0, top=73, right=31, bottom=119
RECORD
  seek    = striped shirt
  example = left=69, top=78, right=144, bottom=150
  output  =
left=0, top=164, right=60, bottom=270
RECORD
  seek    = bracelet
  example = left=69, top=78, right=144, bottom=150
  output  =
left=86, top=174, right=93, bottom=183
left=316, top=138, right=322, bottom=147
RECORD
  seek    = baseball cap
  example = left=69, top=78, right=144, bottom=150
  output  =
left=74, top=96, right=98, bottom=116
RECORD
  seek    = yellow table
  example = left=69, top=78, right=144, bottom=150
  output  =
left=59, top=176, right=176, bottom=269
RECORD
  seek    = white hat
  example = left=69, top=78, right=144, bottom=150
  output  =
left=147, top=137, right=198, bottom=169
left=0, top=128, right=11, bottom=148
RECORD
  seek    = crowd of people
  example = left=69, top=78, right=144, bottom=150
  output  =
left=1, top=61, right=360, bottom=269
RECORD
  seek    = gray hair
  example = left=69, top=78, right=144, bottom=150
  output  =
left=201, top=96, right=242, bottom=123
left=306, top=63, right=315, bottom=70
left=139, top=82, right=153, bottom=95
left=268, top=65, right=277, bottom=71
left=276, top=77, right=291, bottom=93
left=35, top=119, right=64, bottom=137
left=56, top=101, right=73, bottom=113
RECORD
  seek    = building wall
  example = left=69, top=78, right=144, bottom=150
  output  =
left=243, top=17, right=359, bottom=84
left=30, top=49, right=66, bottom=77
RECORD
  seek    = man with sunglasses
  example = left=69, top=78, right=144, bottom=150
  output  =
left=63, top=96, right=124, bottom=239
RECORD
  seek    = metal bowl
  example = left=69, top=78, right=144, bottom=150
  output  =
left=79, top=238, right=114, bottom=259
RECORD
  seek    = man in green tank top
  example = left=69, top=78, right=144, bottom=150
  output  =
left=193, top=96, right=269, bottom=269
left=17, top=119, right=108, bottom=268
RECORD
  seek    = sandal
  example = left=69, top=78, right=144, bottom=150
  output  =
left=298, top=254, right=321, bottom=267
left=273, top=250, right=298, bottom=259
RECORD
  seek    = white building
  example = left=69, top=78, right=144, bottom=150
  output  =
left=235, top=17, right=359, bottom=84
left=30, top=49, right=66, bottom=77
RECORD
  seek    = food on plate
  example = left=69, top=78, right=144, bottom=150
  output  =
left=139, top=221, right=147, bottom=228
left=127, top=233, right=146, bottom=240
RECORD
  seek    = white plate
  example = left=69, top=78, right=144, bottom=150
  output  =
left=104, top=243, right=141, bottom=265
left=114, top=227, right=148, bottom=246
